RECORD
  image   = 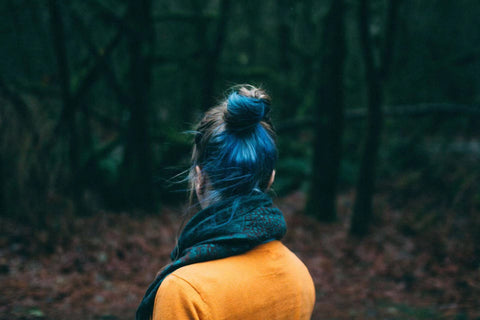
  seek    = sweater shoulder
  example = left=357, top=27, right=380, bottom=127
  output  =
left=157, top=240, right=315, bottom=319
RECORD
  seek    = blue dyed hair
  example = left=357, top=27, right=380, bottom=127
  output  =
left=190, top=85, right=277, bottom=205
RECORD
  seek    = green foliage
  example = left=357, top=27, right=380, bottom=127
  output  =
left=275, top=131, right=312, bottom=196
left=274, top=156, right=310, bottom=196
left=0, top=0, right=479, bottom=223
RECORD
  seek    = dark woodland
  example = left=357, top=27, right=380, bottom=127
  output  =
left=1, top=0, right=479, bottom=319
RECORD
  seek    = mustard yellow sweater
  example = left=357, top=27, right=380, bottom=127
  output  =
left=153, top=240, right=315, bottom=320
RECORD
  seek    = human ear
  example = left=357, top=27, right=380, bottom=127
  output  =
left=267, top=169, right=276, bottom=189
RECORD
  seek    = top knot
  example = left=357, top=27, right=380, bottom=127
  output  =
left=224, top=86, right=271, bottom=133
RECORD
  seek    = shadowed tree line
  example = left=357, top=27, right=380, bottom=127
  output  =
left=0, top=0, right=479, bottom=237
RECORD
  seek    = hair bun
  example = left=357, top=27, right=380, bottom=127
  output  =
left=225, top=90, right=270, bottom=132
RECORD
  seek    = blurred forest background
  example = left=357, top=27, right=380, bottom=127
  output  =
left=1, top=0, right=479, bottom=319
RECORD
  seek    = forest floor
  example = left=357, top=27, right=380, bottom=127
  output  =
left=1, top=190, right=479, bottom=320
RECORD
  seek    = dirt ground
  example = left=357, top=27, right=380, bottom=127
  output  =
left=1, top=191, right=479, bottom=319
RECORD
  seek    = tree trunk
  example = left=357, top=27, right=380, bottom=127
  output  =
left=276, top=0, right=292, bottom=71
left=0, top=128, right=4, bottom=216
left=48, top=0, right=80, bottom=191
left=244, top=0, right=263, bottom=66
left=201, top=0, right=232, bottom=110
left=298, top=0, right=315, bottom=90
left=306, top=0, right=346, bottom=222
left=275, top=0, right=296, bottom=120
left=350, top=0, right=400, bottom=236
left=350, top=76, right=383, bottom=236
left=120, top=0, right=156, bottom=211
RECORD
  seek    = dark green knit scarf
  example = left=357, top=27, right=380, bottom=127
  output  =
left=136, top=193, right=286, bottom=320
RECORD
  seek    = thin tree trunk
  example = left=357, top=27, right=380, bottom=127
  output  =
left=120, top=0, right=155, bottom=211
left=275, top=0, right=295, bottom=119
left=306, top=0, right=346, bottom=222
left=48, top=0, right=79, bottom=190
left=201, top=0, right=232, bottom=110
left=298, top=0, right=315, bottom=90
left=175, top=0, right=208, bottom=121
left=276, top=0, right=293, bottom=71
left=244, top=0, right=263, bottom=66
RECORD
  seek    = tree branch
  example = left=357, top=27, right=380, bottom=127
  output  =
left=276, top=104, right=480, bottom=132
left=69, top=9, right=129, bottom=105
left=70, top=31, right=123, bottom=108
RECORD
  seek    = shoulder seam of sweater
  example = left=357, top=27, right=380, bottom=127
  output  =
left=168, top=273, right=213, bottom=320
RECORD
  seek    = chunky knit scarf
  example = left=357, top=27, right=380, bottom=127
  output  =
left=136, top=193, right=286, bottom=320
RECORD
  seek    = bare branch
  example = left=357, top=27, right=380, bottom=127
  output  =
left=69, top=9, right=129, bottom=105
left=71, top=31, right=123, bottom=108
left=276, top=104, right=480, bottom=132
